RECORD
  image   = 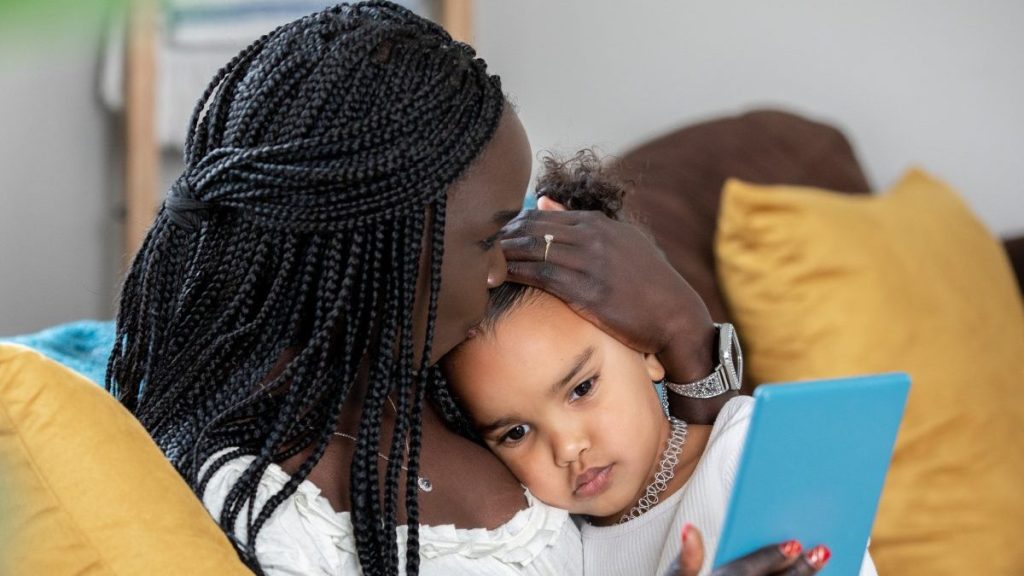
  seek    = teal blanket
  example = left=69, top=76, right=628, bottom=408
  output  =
left=2, top=320, right=116, bottom=385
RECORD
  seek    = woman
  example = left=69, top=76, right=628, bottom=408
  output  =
left=107, top=3, right=822, bottom=575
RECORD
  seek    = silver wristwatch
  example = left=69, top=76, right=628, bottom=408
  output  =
left=664, top=323, right=743, bottom=399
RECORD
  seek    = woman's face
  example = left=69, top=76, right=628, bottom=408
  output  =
left=443, top=291, right=670, bottom=523
left=413, top=107, right=532, bottom=364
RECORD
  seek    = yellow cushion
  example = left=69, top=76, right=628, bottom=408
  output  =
left=716, top=169, right=1024, bottom=575
left=0, top=343, right=250, bottom=575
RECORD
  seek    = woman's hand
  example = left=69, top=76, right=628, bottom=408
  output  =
left=499, top=197, right=723, bottom=419
left=667, top=525, right=830, bottom=576
left=500, top=197, right=715, bottom=378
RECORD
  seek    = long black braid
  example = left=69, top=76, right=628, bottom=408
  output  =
left=105, top=3, right=504, bottom=574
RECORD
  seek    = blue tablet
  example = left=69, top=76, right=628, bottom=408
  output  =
left=713, top=373, right=910, bottom=575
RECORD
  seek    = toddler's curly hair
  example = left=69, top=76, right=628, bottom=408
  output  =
left=534, top=149, right=626, bottom=219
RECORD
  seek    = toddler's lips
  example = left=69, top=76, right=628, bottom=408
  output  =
left=573, top=465, right=613, bottom=498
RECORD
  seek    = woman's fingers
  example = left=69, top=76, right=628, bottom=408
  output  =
left=501, top=207, right=586, bottom=239
left=663, top=530, right=831, bottom=576
left=499, top=228, right=581, bottom=264
left=536, top=195, right=567, bottom=211
left=504, top=259, right=574, bottom=293
left=710, top=542, right=801, bottom=576
left=502, top=238, right=590, bottom=285
left=500, top=204, right=713, bottom=361
left=775, top=546, right=830, bottom=576
left=499, top=208, right=609, bottom=254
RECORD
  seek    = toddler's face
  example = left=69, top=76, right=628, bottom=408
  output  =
left=443, top=291, right=669, bottom=524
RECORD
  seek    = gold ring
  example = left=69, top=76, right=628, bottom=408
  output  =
left=543, top=234, right=554, bottom=262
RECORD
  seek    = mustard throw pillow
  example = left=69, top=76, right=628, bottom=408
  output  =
left=0, top=343, right=250, bottom=575
left=716, top=170, right=1024, bottom=576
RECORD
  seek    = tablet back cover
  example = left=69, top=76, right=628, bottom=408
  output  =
left=713, top=373, right=909, bottom=575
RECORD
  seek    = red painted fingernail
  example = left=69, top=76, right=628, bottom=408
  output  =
left=681, top=523, right=692, bottom=544
left=807, top=545, right=831, bottom=569
left=779, top=540, right=802, bottom=558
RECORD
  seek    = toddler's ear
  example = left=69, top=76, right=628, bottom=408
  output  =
left=536, top=195, right=567, bottom=211
left=643, top=353, right=666, bottom=382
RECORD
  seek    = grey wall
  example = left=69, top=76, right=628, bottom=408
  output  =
left=475, top=0, right=1024, bottom=237
left=0, top=20, right=121, bottom=336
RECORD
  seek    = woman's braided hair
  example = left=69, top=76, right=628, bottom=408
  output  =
left=105, top=3, right=504, bottom=574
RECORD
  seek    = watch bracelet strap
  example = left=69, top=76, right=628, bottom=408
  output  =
left=664, top=366, right=729, bottom=399
left=663, top=323, right=737, bottom=399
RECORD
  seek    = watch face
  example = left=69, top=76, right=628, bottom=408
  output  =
left=735, top=335, right=744, bottom=386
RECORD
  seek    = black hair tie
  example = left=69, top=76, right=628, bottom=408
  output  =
left=165, top=176, right=213, bottom=232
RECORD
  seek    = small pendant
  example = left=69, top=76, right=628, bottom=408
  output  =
left=417, top=476, right=433, bottom=492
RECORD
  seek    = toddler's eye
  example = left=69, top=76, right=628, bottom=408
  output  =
left=499, top=424, right=531, bottom=445
left=570, top=378, right=595, bottom=401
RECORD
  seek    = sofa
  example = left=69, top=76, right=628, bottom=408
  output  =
left=2, top=109, right=1022, bottom=575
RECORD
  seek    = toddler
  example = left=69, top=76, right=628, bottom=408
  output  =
left=441, top=152, right=874, bottom=576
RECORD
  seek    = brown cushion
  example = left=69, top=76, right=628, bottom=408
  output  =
left=1004, top=235, right=1024, bottom=295
left=616, top=109, right=872, bottom=331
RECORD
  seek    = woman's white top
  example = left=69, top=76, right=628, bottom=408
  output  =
left=579, top=396, right=878, bottom=576
left=200, top=450, right=583, bottom=576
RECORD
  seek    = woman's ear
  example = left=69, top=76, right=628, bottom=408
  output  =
left=537, top=195, right=567, bottom=211
left=643, top=352, right=666, bottom=382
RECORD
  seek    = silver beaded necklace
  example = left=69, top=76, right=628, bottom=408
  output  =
left=618, top=416, right=688, bottom=523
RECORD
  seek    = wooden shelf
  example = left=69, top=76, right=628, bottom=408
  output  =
left=123, top=0, right=159, bottom=267
left=441, top=0, right=473, bottom=44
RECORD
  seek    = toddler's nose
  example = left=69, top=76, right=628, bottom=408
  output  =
left=553, top=430, right=590, bottom=467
